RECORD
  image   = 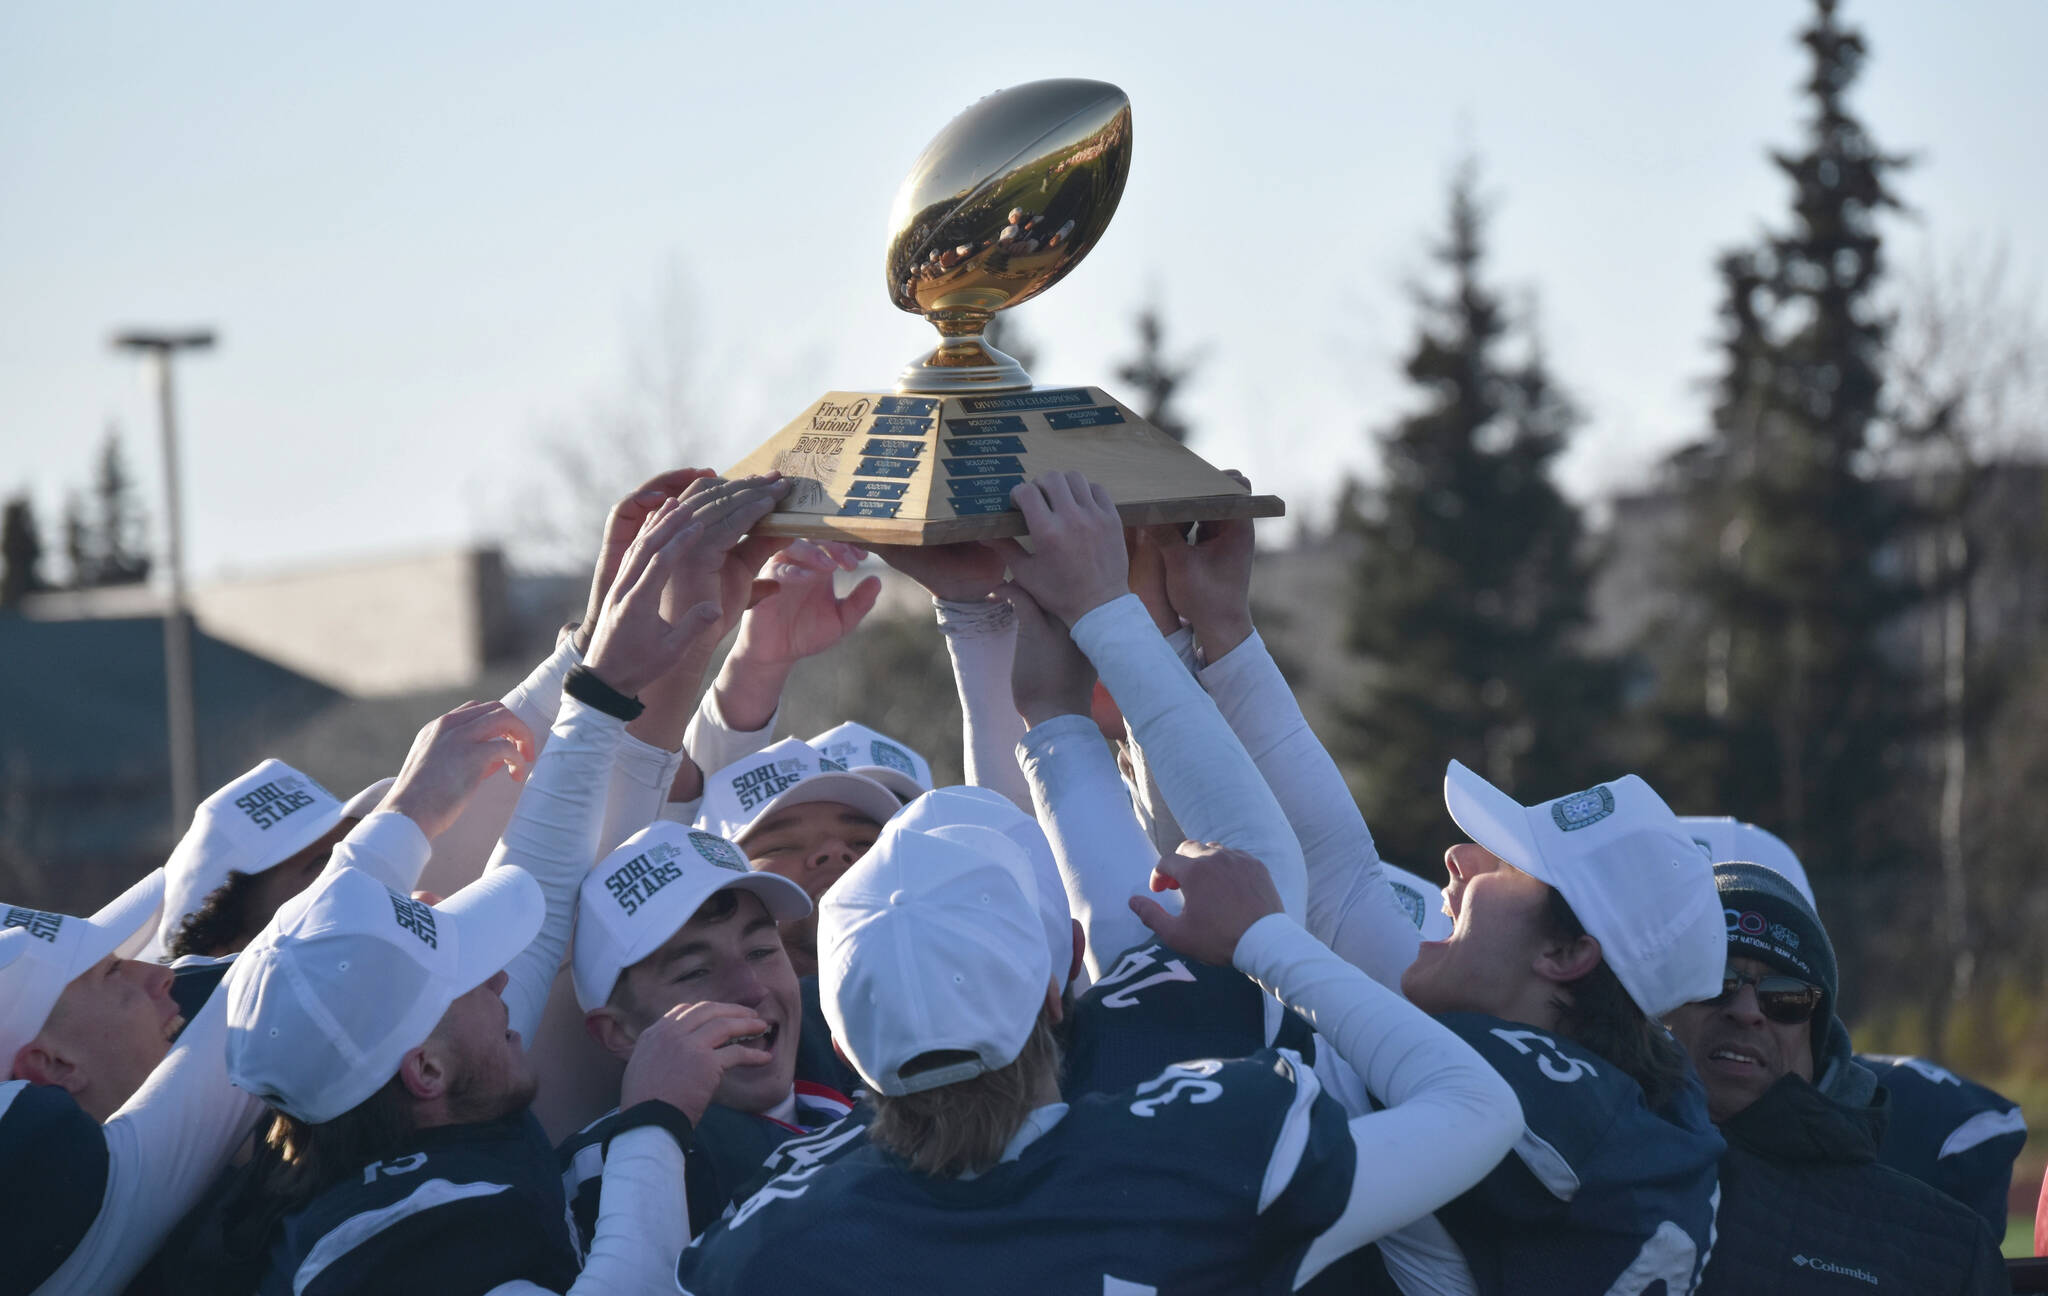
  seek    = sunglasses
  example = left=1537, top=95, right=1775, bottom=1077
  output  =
left=1709, top=968, right=1824, bottom=1025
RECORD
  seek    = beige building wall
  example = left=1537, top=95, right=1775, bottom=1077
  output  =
left=187, top=550, right=503, bottom=697
left=24, top=549, right=510, bottom=697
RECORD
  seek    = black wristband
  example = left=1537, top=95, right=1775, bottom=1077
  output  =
left=603, top=1099, right=695, bottom=1155
left=564, top=664, right=645, bottom=721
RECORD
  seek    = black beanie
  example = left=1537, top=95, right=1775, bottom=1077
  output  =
left=1713, top=861, right=1839, bottom=1072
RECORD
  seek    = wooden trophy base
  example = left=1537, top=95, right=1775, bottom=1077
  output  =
left=725, top=385, right=1284, bottom=545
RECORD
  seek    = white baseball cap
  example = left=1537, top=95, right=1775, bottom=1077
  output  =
left=1443, top=760, right=1723, bottom=1020
left=1, top=867, right=168, bottom=1070
left=572, top=822, right=812, bottom=1012
left=697, top=739, right=903, bottom=846
left=1680, top=816, right=1815, bottom=908
left=1381, top=862, right=1454, bottom=942
left=805, top=722, right=934, bottom=803
left=820, top=819, right=1052, bottom=1097
left=158, top=760, right=346, bottom=955
left=224, top=864, right=543, bottom=1123
left=892, top=785, right=1074, bottom=989
left=340, top=776, right=397, bottom=821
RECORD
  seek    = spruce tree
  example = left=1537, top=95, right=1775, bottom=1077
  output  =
left=1115, top=305, right=1198, bottom=444
left=1, top=495, right=49, bottom=607
left=1337, top=163, right=1611, bottom=871
left=90, top=430, right=151, bottom=586
left=1645, top=0, right=1916, bottom=894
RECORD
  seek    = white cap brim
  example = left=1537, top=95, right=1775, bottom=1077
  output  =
left=158, top=800, right=346, bottom=954
left=1443, top=760, right=1545, bottom=880
left=437, top=867, right=547, bottom=997
left=341, top=777, right=397, bottom=821
left=850, top=767, right=925, bottom=803
left=94, top=868, right=168, bottom=960
left=736, top=774, right=903, bottom=846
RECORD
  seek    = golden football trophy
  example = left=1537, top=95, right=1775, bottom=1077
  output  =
left=729, top=78, right=1285, bottom=544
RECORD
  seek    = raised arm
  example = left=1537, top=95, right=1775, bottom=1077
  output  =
left=1146, top=505, right=1424, bottom=988
left=996, top=473, right=1306, bottom=921
left=1007, top=583, right=1161, bottom=979
left=1133, top=844, right=1521, bottom=1286
left=876, top=541, right=1033, bottom=811
left=492, top=482, right=781, bottom=1041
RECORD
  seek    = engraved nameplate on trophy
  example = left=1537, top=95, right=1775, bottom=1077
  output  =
left=727, top=78, right=1285, bottom=545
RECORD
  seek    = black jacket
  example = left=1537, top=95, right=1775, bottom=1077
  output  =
left=1700, top=1073, right=2008, bottom=1295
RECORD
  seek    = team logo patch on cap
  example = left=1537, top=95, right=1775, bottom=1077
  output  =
left=234, top=775, right=322, bottom=831
left=3, top=907, right=63, bottom=943
left=868, top=741, right=915, bottom=777
left=1386, top=882, right=1426, bottom=928
left=389, top=894, right=439, bottom=949
left=605, top=842, right=686, bottom=916
left=1550, top=786, right=1616, bottom=832
left=688, top=832, right=748, bottom=874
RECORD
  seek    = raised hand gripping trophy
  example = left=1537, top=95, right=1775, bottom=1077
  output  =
left=728, top=78, right=1285, bottom=544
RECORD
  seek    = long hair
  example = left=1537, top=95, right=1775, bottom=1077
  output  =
left=170, top=871, right=261, bottom=959
left=867, top=1006, right=1063, bottom=1179
left=1542, top=888, right=1691, bottom=1111
left=223, top=1075, right=417, bottom=1266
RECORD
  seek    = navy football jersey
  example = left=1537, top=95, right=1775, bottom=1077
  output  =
left=1427, top=1014, right=1723, bottom=1296
left=1858, top=1053, right=2027, bottom=1231
left=558, top=1081, right=852, bottom=1250
left=257, top=1111, right=578, bottom=1296
left=1064, top=936, right=1316, bottom=1098
left=0, top=1080, right=110, bottom=1296
left=677, top=1049, right=1359, bottom=1296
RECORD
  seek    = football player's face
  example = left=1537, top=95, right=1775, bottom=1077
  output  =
left=38, top=954, right=184, bottom=1118
left=617, top=891, right=801, bottom=1116
left=741, top=801, right=880, bottom=978
left=1664, top=955, right=1815, bottom=1123
left=434, top=970, right=538, bottom=1122
left=1400, top=843, right=1556, bottom=1019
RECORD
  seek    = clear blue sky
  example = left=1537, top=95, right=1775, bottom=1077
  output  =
left=3, top=1, right=2041, bottom=579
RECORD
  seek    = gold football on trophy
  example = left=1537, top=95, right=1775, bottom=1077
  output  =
left=887, top=79, right=1131, bottom=394
left=725, top=79, right=1284, bottom=544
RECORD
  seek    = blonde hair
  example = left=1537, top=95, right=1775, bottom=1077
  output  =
left=867, top=1006, right=1063, bottom=1178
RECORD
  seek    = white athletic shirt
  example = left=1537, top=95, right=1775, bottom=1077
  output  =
left=31, top=812, right=437, bottom=1295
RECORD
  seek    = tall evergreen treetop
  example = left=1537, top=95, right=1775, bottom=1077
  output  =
left=1650, top=0, right=1917, bottom=890
left=1115, top=305, right=1199, bottom=445
left=1338, top=163, right=1611, bottom=870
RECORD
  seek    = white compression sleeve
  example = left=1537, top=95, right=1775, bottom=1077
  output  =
left=34, top=990, right=262, bottom=1296
left=600, top=732, right=687, bottom=858
left=1018, top=714, right=1160, bottom=982
left=683, top=688, right=777, bottom=785
left=488, top=697, right=623, bottom=1044
left=322, top=810, right=434, bottom=895
left=1069, top=594, right=1306, bottom=921
left=1199, top=632, right=1424, bottom=989
left=935, top=595, right=1033, bottom=812
left=1119, top=626, right=1195, bottom=856
left=1232, top=914, right=1520, bottom=1288
left=416, top=638, right=581, bottom=901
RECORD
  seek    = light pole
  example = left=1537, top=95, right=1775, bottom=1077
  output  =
left=111, top=328, right=215, bottom=828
